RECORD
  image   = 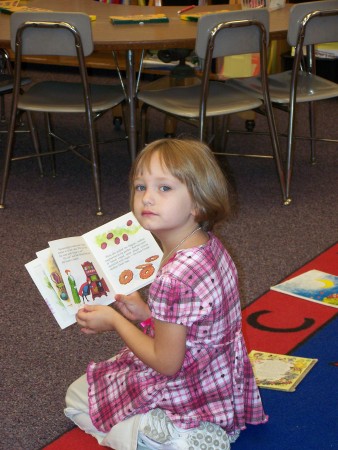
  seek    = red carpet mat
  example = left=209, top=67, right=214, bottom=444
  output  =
left=242, top=242, right=337, bottom=354
left=44, top=243, right=338, bottom=450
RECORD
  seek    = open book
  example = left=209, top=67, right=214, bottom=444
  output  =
left=25, top=212, right=162, bottom=329
left=271, top=269, right=338, bottom=308
left=249, top=350, right=318, bottom=392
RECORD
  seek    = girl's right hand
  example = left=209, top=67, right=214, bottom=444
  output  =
left=114, top=291, right=151, bottom=323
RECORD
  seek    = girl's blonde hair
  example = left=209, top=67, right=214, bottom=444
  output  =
left=130, top=139, right=231, bottom=231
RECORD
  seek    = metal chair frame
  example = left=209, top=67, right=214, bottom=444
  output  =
left=138, top=10, right=287, bottom=204
left=229, top=1, right=338, bottom=201
left=282, top=6, right=338, bottom=199
left=0, top=48, right=13, bottom=122
left=0, top=13, right=127, bottom=215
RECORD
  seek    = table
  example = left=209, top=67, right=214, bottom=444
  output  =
left=0, top=0, right=291, bottom=160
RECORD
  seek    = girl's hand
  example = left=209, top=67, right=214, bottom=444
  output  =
left=114, top=291, right=151, bottom=322
left=76, top=305, right=117, bottom=334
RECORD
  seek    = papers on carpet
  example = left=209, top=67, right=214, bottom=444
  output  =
left=249, top=350, right=317, bottom=392
left=271, top=269, right=338, bottom=308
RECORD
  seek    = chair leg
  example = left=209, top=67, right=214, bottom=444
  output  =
left=264, top=100, right=289, bottom=205
left=219, top=115, right=231, bottom=152
left=140, top=103, right=150, bottom=149
left=26, top=111, right=44, bottom=177
left=308, top=101, right=316, bottom=165
left=0, top=95, right=5, bottom=123
left=285, top=100, right=298, bottom=202
left=44, top=112, right=57, bottom=177
left=87, top=117, right=102, bottom=216
left=0, top=101, right=18, bottom=208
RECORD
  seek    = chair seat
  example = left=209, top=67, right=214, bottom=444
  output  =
left=231, top=70, right=338, bottom=104
left=0, top=74, right=31, bottom=93
left=138, top=81, right=262, bottom=118
left=18, top=81, right=125, bottom=113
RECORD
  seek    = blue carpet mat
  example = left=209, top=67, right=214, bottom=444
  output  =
left=233, top=317, right=338, bottom=450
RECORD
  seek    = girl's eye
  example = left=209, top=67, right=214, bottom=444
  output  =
left=135, top=184, right=146, bottom=191
left=160, top=185, right=171, bottom=192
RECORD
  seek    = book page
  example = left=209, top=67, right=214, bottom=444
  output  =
left=249, top=350, right=317, bottom=392
left=271, top=270, right=338, bottom=308
left=36, top=247, right=75, bottom=315
left=82, top=212, right=163, bottom=295
left=48, top=236, right=116, bottom=314
left=25, top=259, right=75, bottom=329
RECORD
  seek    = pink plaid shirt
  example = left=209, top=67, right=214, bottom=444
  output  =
left=87, top=233, right=268, bottom=438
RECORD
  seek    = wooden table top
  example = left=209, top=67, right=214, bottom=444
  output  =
left=0, top=0, right=292, bottom=51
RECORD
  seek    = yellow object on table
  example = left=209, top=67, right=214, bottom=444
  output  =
left=110, top=14, right=169, bottom=25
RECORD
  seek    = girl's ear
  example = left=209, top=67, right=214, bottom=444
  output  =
left=191, top=202, right=201, bottom=219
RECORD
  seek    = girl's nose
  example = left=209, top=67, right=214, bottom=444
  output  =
left=142, top=189, right=153, bottom=206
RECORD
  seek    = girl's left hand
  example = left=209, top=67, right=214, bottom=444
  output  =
left=76, top=305, right=117, bottom=334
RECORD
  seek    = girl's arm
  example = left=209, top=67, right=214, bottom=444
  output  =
left=76, top=305, right=186, bottom=376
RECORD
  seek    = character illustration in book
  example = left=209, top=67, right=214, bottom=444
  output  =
left=79, top=278, right=92, bottom=302
left=50, top=271, right=69, bottom=301
left=47, top=254, right=69, bottom=301
left=96, top=218, right=141, bottom=250
left=65, top=269, right=82, bottom=304
left=81, top=261, right=109, bottom=300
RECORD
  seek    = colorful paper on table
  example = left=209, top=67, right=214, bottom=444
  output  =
left=180, top=9, right=229, bottom=22
left=110, top=14, right=169, bottom=25
left=0, top=1, right=51, bottom=13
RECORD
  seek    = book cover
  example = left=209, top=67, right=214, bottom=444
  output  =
left=35, top=247, right=75, bottom=315
left=249, top=350, right=318, bottom=392
left=26, top=212, right=163, bottom=327
left=271, top=269, right=338, bottom=308
left=25, top=259, right=76, bottom=329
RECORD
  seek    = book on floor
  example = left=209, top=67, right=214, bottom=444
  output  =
left=25, top=212, right=162, bottom=329
left=249, top=350, right=318, bottom=392
left=270, top=269, right=338, bottom=308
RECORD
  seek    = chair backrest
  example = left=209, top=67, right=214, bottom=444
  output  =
left=195, top=9, right=269, bottom=60
left=10, top=12, right=94, bottom=57
left=287, top=0, right=338, bottom=47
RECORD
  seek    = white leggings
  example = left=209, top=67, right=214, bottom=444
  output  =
left=64, top=372, right=146, bottom=450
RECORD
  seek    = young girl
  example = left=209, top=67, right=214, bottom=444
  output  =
left=65, top=139, right=268, bottom=449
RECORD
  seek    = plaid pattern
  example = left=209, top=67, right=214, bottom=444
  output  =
left=87, top=234, right=267, bottom=437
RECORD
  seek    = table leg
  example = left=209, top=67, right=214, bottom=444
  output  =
left=126, top=49, right=137, bottom=162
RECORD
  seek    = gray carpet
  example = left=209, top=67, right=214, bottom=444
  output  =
left=0, top=65, right=337, bottom=449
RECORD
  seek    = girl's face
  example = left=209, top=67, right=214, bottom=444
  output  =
left=133, top=152, right=197, bottom=237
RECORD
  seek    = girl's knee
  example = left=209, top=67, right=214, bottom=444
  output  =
left=65, top=373, right=89, bottom=411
